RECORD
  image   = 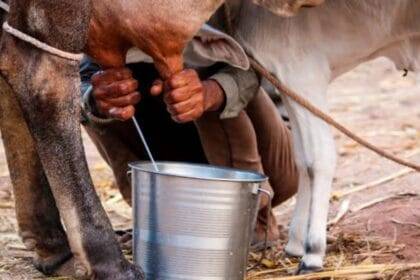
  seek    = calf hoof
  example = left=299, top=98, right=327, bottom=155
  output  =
left=296, top=261, right=323, bottom=275
left=285, top=241, right=305, bottom=258
left=33, top=250, right=72, bottom=276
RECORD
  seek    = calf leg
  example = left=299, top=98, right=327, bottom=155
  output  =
left=291, top=109, right=336, bottom=273
left=0, top=76, right=71, bottom=274
left=284, top=135, right=312, bottom=258
left=0, top=38, right=143, bottom=279
left=280, top=75, right=336, bottom=272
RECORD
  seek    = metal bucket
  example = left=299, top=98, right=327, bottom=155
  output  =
left=130, top=162, right=267, bottom=280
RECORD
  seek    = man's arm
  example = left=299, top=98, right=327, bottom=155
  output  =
left=209, top=65, right=260, bottom=119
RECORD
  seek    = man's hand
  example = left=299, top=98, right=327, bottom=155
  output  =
left=151, top=69, right=225, bottom=123
left=91, top=68, right=141, bottom=121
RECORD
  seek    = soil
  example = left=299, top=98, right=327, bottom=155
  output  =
left=1, top=58, right=420, bottom=279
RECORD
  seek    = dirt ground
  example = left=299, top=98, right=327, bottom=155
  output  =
left=1, top=58, right=420, bottom=279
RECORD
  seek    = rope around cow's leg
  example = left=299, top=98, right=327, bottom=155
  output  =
left=0, top=1, right=9, bottom=13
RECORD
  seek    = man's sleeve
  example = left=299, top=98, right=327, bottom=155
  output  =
left=79, top=57, right=109, bottom=124
left=210, top=66, right=260, bottom=119
left=80, top=56, right=101, bottom=95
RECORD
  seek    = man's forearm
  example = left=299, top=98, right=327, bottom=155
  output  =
left=210, top=66, right=260, bottom=119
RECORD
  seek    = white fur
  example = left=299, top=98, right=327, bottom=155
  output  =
left=232, top=0, right=420, bottom=271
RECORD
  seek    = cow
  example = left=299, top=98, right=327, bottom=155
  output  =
left=0, top=0, right=318, bottom=278
left=252, top=0, right=325, bottom=17
left=228, top=0, right=420, bottom=274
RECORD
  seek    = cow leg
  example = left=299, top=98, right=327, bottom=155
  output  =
left=0, top=39, right=143, bottom=279
left=0, top=77, right=71, bottom=274
left=278, top=66, right=336, bottom=272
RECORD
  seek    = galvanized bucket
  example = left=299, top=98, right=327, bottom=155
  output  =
left=129, top=162, right=267, bottom=280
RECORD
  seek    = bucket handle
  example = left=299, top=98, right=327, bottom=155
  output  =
left=257, top=188, right=274, bottom=199
left=247, top=187, right=273, bottom=272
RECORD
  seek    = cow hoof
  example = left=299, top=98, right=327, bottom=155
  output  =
left=121, top=263, right=145, bottom=280
left=296, top=262, right=323, bottom=275
left=33, top=250, right=73, bottom=276
left=36, top=255, right=89, bottom=279
left=115, top=229, right=133, bottom=251
left=96, top=262, right=145, bottom=280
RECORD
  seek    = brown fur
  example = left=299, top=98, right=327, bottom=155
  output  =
left=0, top=76, right=72, bottom=274
left=0, top=0, right=72, bottom=276
left=86, top=0, right=224, bottom=78
left=0, top=1, right=143, bottom=279
left=0, top=0, right=226, bottom=278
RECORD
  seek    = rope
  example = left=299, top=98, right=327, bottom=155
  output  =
left=0, top=1, right=9, bottom=13
left=223, top=4, right=420, bottom=172
left=2, top=22, right=84, bottom=61
left=0, top=1, right=83, bottom=61
left=81, top=85, right=116, bottom=125
left=82, top=110, right=116, bottom=125
left=0, top=0, right=83, bottom=62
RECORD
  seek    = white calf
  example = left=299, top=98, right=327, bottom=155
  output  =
left=232, top=0, right=420, bottom=273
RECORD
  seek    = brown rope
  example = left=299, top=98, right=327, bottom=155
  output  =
left=223, top=4, right=420, bottom=172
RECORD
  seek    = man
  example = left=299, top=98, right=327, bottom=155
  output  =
left=80, top=22, right=298, bottom=246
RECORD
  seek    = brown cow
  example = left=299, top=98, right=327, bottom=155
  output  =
left=253, top=0, right=325, bottom=16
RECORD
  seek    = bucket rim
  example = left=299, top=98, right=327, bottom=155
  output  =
left=128, top=161, right=268, bottom=183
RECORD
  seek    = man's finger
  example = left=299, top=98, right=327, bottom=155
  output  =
left=96, top=100, right=113, bottom=113
left=94, top=79, right=139, bottom=99
left=172, top=108, right=202, bottom=123
left=168, top=69, right=197, bottom=89
left=108, top=106, right=136, bottom=121
left=150, top=80, right=164, bottom=96
left=164, top=85, right=202, bottom=105
left=91, top=68, right=132, bottom=86
left=106, top=92, right=142, bottom=107
left=164, top=87, right=189, bottom=104
left=167, top=94, right=202, bottom=115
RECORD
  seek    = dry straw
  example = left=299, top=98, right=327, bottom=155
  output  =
left=248, top=263, right=420, bottom=280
